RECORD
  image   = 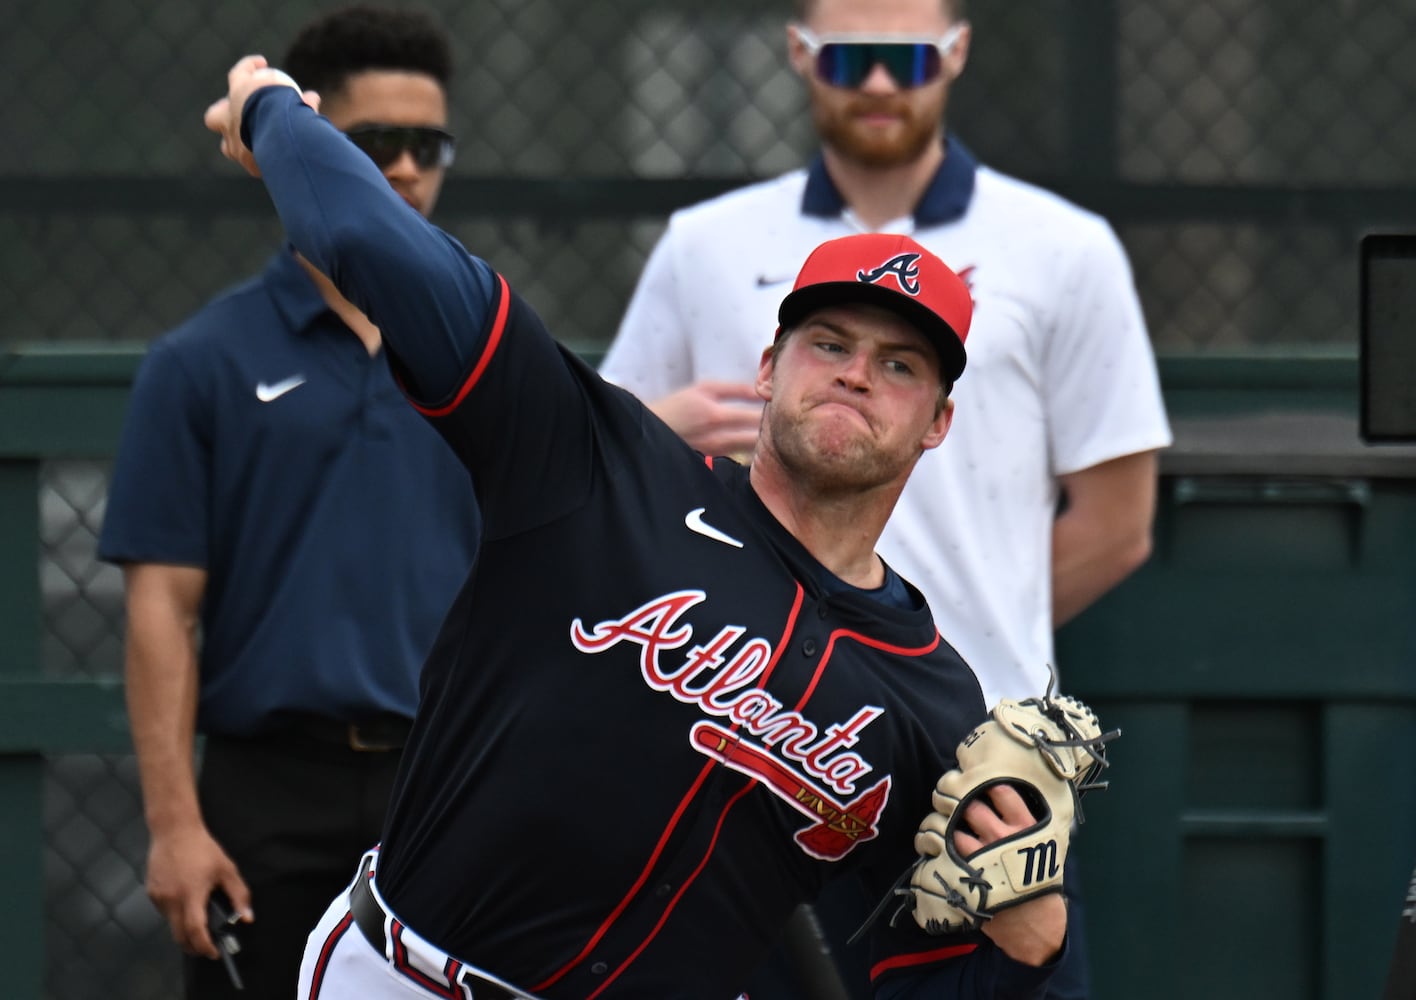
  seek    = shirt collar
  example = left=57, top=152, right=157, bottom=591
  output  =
left=263, top=246, right=333, bottom=335
left=800, top=135, right=978, bottom=227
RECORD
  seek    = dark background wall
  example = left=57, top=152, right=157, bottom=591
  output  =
left=5, top=0, right=1415, bottom=353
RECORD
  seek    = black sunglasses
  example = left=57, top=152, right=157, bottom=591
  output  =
left=345, top=125, right=456, bottom=170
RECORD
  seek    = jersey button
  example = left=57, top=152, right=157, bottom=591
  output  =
left=656, top=883, right=672, bottom=897
left=802, top=638, right=818, bottom=656
left=591, top=962, right=609, bottom=975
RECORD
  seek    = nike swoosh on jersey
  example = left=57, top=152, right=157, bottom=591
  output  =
left=755, top=273, right=794, bottom=287
left=255, top=375, right=307, bottom=402
left=685, top=507, right=744, bottom=548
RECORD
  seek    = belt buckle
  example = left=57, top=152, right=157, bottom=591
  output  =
left=347, top=722, right=400, bottom=752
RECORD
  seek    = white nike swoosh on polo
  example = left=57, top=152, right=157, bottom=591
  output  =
left=685, top=507, right=744, bottom=548
left=255, top=375, right=307, bottom=402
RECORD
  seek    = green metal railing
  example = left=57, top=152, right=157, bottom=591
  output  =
left=1, top=346, right=140, bottom=1000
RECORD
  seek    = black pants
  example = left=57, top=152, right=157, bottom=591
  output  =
left=186, top=729, right=403, bottom=1000
left=745, top=852, right=1092, bottom=1000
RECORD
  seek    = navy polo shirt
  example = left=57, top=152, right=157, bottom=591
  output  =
left=99, top=249, right=480, bottom=735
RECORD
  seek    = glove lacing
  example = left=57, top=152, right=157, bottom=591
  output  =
left=848, top=682, right=1119, bottom=944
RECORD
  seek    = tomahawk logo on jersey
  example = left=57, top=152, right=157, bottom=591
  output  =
left=571, top=589, right=892, bottom=860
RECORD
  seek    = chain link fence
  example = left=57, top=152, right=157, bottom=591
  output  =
left=6, top=0, right=1416, bottom=996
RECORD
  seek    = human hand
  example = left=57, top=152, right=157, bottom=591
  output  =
left=957, top=784, right=1067, bottom=965
left=203, top=54, right=321, bottom=177
left=949, top=781, right=1036, bottom=857
left=980, top=887, right=1067, bottom=966
left=649, top=380, right=763, bottom=457
left=145, top=825, right=252, bottom=959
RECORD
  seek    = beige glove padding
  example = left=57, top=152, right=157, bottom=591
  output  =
left=909, top=694, right=1115, bottom=934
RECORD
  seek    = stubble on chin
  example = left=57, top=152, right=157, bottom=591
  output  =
left=766, top=403, right=904, bottom=496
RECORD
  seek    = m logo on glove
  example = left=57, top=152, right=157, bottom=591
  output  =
left=1017, top=839, right=1060, bottom=887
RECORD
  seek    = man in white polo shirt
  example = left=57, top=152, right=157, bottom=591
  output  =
left=601, top=0, right=1171, bottom=996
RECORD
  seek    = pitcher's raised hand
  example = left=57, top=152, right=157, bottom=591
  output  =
left=203, top=55, right=320, bottom=176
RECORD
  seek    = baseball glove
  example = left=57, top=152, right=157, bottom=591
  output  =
left=906, top=693, right=1119, bottom=934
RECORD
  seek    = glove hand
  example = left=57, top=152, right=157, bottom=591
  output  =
left=908, top=694, right=1117, bottom=934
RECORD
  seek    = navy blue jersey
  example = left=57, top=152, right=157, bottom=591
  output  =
left=245, top=87, right=1058, bottom=1000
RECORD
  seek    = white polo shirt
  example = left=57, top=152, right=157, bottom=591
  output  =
left=602, top=140, right=1172, bottom=705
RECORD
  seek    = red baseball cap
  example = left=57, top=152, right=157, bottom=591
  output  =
left=776, top=233, right=971, bottom=383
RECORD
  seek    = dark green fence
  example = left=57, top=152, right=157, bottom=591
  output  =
left=4, top=347, right=1415, bottom=999
left=1059, top=357, right=1416, bottom=1000
left=1, top=347, right=137, bottom=1000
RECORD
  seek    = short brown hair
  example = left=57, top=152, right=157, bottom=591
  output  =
left=793, top=0, right=965, bottom=21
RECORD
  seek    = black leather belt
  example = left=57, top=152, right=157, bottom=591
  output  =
left=349, top=859, right=518, bottom=1000
left=267, top=712, right=412, bottom=751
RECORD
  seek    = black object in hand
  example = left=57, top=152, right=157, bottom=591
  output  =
left=206, top=891, right=245, bottom=991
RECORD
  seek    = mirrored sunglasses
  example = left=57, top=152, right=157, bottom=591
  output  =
left=345, top=125, right=457, bottom=170
left=794, top=25, right=963, bottom=89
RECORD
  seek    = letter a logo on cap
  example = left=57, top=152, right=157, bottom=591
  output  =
left=857, top=253, right=922, bottom=296
left=777, top=233, right=970, bottom=382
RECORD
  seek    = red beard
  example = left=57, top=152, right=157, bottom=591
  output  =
left=811, top=91, right=945, bottom=169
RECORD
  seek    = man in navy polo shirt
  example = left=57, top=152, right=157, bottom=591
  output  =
left=98, top=8, right=477, bottom=998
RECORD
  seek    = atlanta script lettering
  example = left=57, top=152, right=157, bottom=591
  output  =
left=570, top=590, right=890, bottom=859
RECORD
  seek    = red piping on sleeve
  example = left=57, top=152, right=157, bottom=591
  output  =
left=411, top=273, right=511, bottom=418
left=870, top=941, right=979, bottom=980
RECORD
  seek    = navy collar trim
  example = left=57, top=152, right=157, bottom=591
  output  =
left=800, top=135, right=978, bottom=227
left=264, top=247, right=333, bottom=334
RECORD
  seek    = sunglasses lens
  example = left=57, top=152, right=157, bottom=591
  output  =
left=348, top=131, right=395, bottom=169
left=347, top=128, right=455, bottom=170
left=816, top=42, right=941, bottom=88
left=407, top=132, right=454, bottom=169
